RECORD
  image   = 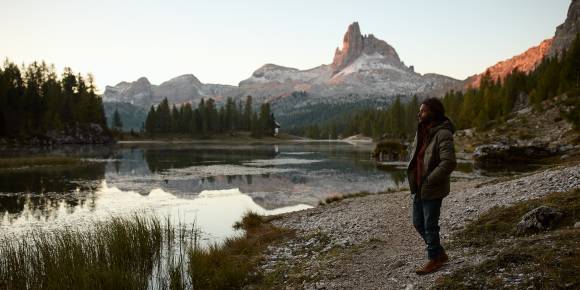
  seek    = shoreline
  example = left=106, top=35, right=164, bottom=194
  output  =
left=257, top=161, right=580, bottom=289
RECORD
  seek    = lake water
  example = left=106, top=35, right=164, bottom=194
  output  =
left=0, top=141, right=470, bottom=243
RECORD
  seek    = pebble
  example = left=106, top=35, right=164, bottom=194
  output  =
left=258, top=163, right=580, bottom=289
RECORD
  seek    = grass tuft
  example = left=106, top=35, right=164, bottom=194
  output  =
left=435, top=229, right=580, bottom=289
left=0, top=214, right=165, bottom=290
left=451, top=188, right=580, bottom=248
left=188, top=211, right=292, bottom=290
left=436, top=188, right=580, bottom=289
left=0, top=211, right=290, bottom=289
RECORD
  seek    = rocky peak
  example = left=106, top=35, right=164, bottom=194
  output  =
left=549, top=0, right=580, bottom=57
left=331, top=22, right=402, bottom=74
left=135, top=77, right=151, bottom=86
left=251, top=64, right=299, bottom=78
left=332, top=22, right=364, bottom=74
left=159, top=74, right=203, bottom=88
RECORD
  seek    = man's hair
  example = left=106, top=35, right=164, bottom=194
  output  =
left=421, top=97, right=446, bottom=121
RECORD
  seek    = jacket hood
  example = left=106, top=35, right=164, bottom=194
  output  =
left=429, top=117, right=455, bottom=135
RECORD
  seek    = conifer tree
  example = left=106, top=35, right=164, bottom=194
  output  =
left=112, top=109, right=123, bottom=131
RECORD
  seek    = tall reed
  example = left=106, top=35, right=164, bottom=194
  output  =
left=0, top=214, right=166, bottom=290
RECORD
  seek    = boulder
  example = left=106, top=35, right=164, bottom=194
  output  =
left=473, top=143, right=557, bottom=169
left=516, top=206, right=563, bottom=235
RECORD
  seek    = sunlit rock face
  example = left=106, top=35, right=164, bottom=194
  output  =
left=331, top=22, right=402, bottom=74
left=549, top=0, right=580, bottom=57
left=466, top=38, right=553, bottom=88
left=465, top=0, right=580, bottom=89
left=238, top=22, right=460, bottom=100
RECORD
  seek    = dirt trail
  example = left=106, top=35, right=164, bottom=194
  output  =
left=259, top=164, right=580, bottom=289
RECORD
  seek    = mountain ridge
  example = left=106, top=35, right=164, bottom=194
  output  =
left=103, top=22, right=461, bottom=108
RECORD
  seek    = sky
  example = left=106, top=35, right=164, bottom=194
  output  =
left=0, top=0, right=572, bottom=93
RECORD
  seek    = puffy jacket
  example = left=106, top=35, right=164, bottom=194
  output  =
left=407, top=117, right=457, bottom=200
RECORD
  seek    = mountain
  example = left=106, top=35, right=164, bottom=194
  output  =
left=102, top=74, right=239, bottom=108
left=467, top=0, right=580, bottom=88
left=103, top=74, right=240, bottom=132
left=238, top=22, right=460, bottom=100
left=549, top=0, right=580, bottom=57
left=466, top=38, right=553, bottom=88
left=104, top=22, right=460, bottom=107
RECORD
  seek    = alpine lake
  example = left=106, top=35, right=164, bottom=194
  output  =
left=0, top=141, right=476, bottom=244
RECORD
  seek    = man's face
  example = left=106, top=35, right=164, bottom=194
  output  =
left=418, top=104, right=431, bottom=123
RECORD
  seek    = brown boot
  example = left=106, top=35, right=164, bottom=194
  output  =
left=415, top=259, right=443, bottom=275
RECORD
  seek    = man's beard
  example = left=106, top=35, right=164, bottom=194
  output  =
left=419, top=114, right=433, bottom=124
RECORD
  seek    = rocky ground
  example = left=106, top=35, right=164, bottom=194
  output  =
left=454, top=93, right=578, bottom=154
left=257, top=161, right=580, bottom=289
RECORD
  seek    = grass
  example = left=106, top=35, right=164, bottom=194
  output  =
left=0, top=211, right=288, bottom=290
left=435, top=229, right=580, bottom=290
left=0, top=156, right=82, bottom=169
left=188, top=211, right=293, bottom=289
left=451, top=188, right=580, bottom=248
left=435, top=188, right=580, bottom=289
left=0, top=214, right=165, bottom=290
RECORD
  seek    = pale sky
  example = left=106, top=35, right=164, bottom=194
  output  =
left=0, top=0, right=571, bottom=93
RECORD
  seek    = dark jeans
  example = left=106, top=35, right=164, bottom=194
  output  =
left=412, top=194, right=444, bottom=260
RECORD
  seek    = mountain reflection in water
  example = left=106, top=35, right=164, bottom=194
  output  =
left=0, top=143, right=414, bottom=242
left=2, top=181, right=311, bottom=242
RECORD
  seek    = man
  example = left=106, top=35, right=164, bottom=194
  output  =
left=407, top=97, right=456, bottom=275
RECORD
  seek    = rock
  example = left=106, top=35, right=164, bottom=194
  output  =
left=574, top=221, right=580, bottom=229
left=473, top=143, right=557, bottom=169
left=548, top=0, right=580, bottom=57
left=516, top=206, right=563, bottom=234
left=389, top=260, right=406, bottom=269
left=559, top=144, right=574, bottom=152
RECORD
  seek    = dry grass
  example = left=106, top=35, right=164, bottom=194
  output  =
left=436, top=188, right=580, bottom=289
left=436, top=229, right=580, bottom=289
left=451, top=188, right=580, bottom=248
left=0, top=211, right=288, bottom=290
left=0, top=214, right=165, bottom=290
left=188, top=211, right=293, bottom=289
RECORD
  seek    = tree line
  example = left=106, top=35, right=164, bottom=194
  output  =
left=301, top=33, right=580, bottom=139
left=144, top=95, right=278, bottom=137
left=302, top=95, right=419, bottom=140
left=442, top=33, right=580, bottom=130
left=0, top=59, right=108, bottom=139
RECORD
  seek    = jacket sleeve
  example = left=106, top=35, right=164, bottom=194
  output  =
left=426, top=130, right=456, bottom=185
left=407, top=132, right=418, bottom=167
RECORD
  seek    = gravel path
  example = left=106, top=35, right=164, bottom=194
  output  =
left=259, top=163, right=580, bottom=289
